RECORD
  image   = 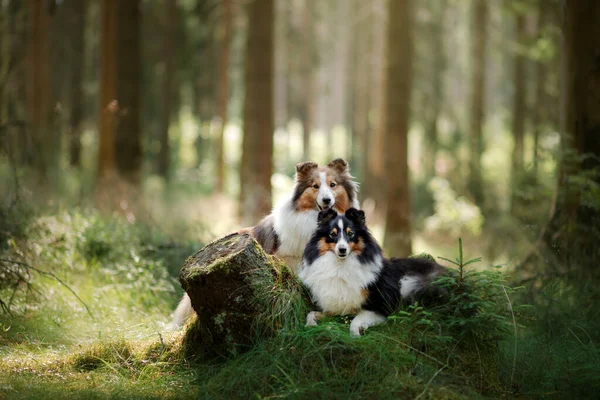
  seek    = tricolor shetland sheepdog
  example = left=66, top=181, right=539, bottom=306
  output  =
left=299, top=208, right=447, bottom=337
left=169, top=158, right=360, bottom=329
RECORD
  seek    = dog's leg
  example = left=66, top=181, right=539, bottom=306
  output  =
left=306, top=311, right=323, bottom=327
left=350, top=310, right=386, bottom=337
left=167, top=294, right=195, bottom=330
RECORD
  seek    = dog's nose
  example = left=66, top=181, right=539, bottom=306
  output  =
left=338, top=247, right=347, bottom=255
left=323, top=197, right=331, bottom=205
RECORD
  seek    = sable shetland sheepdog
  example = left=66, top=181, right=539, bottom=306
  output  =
left=299, top=208, right=447, bottom=337
left=251, top=158, right=359, bottom=271
left=169, top=158, right=360, bottom=329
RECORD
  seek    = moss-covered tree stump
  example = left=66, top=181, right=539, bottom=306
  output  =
left=179, top=232, right=308, bottom=357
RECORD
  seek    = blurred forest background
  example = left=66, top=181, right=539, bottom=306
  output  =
left=1, top=0, right=599, bottom=398
left=0, top=0, right=569, bottom=255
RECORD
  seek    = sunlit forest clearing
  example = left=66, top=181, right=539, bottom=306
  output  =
left=1, top=0, right=599, bottom=398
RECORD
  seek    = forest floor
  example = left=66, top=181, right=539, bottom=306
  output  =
left=0, top=188, right=599, bottom=399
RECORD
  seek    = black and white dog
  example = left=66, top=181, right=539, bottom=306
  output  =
left=299, top=208, right=447, bottom=336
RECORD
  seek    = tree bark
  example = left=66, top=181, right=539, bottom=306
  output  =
left=467, top=0, right=488, bottom=207
left=157, top=0, right=177, bottom=181
left=115, top=0, right=142, bottom=185
left=383, top=0, right=414, bottom=257
left=98, top=0, right=118, bottom=180
left=362, top=0, right=386, bottom=204
left=193, top=5, right=217, bottom=167
left=1, top=2, right=11, bottom=129
left=26, top=0, right=53, bottom=180
left=179, top=232, right=306, bottom=356
left=510, top=13, right=527, bottom=215
left=274, top=0, right=288, bottom=131
left=423, top=0, right=447, bottom=181
left=300, top=0, right=314, bottom=162
left=332, top=0, right=350, bottom=155
left=539, top=0, right=600, bottom=280
left=532, top=2, right=548, bottom=179
left=68, top=0, right=86, bottom=168
left=350, top=0, right=371, bottom=182
left=239, top=0, right=274, bottom=225
left=216, top=0, right=232, bottom=193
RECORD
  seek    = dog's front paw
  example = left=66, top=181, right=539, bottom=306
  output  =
left=349, top=320, right=366, bottom=337
left=350, top=326, right=362, bottom=337
left=349, top=310, right=386, bottom=337
left=305, top=311, right=322, bottom=327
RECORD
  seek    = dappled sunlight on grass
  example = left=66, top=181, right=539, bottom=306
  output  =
left=0, top=199, right=521, bottom=398
left=0, top=151, right=595, bottom=399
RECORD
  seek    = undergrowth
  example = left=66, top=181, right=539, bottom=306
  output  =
left=0, top=206, right=195, bottom=346
left=1, top=206, right=598, bottom=399
left=499, top=281, right=600, bottom=398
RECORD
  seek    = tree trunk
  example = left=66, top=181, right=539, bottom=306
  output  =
left=510, top=13, right=527, bottom=215
left=26, top=0, right=52, bottom=180
left=68, top=0, right=86, bottom=168
left=216, top=0, right=232, bottom=193
left=239, top=0, right=274, bottom=225
left=362, top=0, right=386, bottom=204
left=540, top=0, right=600, bottom=281
left=115, top=0, right=142, bottom=185
left=350, top=0, right=371, bottom=182
left=300, top=0, right=313, bottom=162
left=97, top=0, right=118, bottom=180
left=467, top=0, right=488, bottom=207
left=4, top=0, right=29, bottom=166
left=194, top=6, right=217, bottom=168
left=344, top=1, right=356, bottom=162
left=157, top=0, right=177, bottom=181
left=423, top=0, right=447, bottom=181
left=1, top=2, right=11, bottom=128
left=531, top=2, right=548, bottom=179
left=274, top=0, right=288, bottom=131
left=383, top=0, right=414, bottom=257
left=332, top=0, right=350, bottom=156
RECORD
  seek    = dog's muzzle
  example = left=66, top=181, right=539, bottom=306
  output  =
left=336, top=246, right=348, bottom=258
left=317, top=197, right=333, bottom=211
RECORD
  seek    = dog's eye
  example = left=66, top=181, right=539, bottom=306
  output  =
left=330, top=231, right=338, bottom=238
left=347, top=231, right=355, bottom=239
left=329, top=182, right=336, bottom=188
left=313, top=184, right=319, bottom=189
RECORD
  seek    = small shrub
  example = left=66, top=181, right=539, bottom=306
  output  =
left=76, top=213, right=135, bottom=263
left=389, top=239, right=524, bottom=392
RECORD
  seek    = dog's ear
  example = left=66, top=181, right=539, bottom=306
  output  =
left=345, top=208, right=366, bottom=226
left=318, top=208, right=338, bottom=226
left=295, top=161, right=318, bottom=179
left=327, top=158, right=349, bottom=174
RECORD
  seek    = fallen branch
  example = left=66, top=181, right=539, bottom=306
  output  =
left=0, top=258, right=94, bottom=318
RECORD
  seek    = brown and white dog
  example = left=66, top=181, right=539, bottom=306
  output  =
left=252, top=158, right=359, bottom=272
left=169, top=158, right=360, bottom=329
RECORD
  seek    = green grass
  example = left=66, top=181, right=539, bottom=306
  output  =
left=498, top=281, right=600, bottom=398
left=1, top=203, right=599, bottom=399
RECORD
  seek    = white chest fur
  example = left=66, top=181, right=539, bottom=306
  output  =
left=272, top=196, right=318, bottom=258
left=299, top=253, right=382, bottom=315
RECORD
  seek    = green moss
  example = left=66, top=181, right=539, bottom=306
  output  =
left=69, top=340, right=133, bottom=371
left=185, top=233, right=262, bottom=267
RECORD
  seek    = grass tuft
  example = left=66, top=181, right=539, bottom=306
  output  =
left=70, top=340, right=134, bottom=371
